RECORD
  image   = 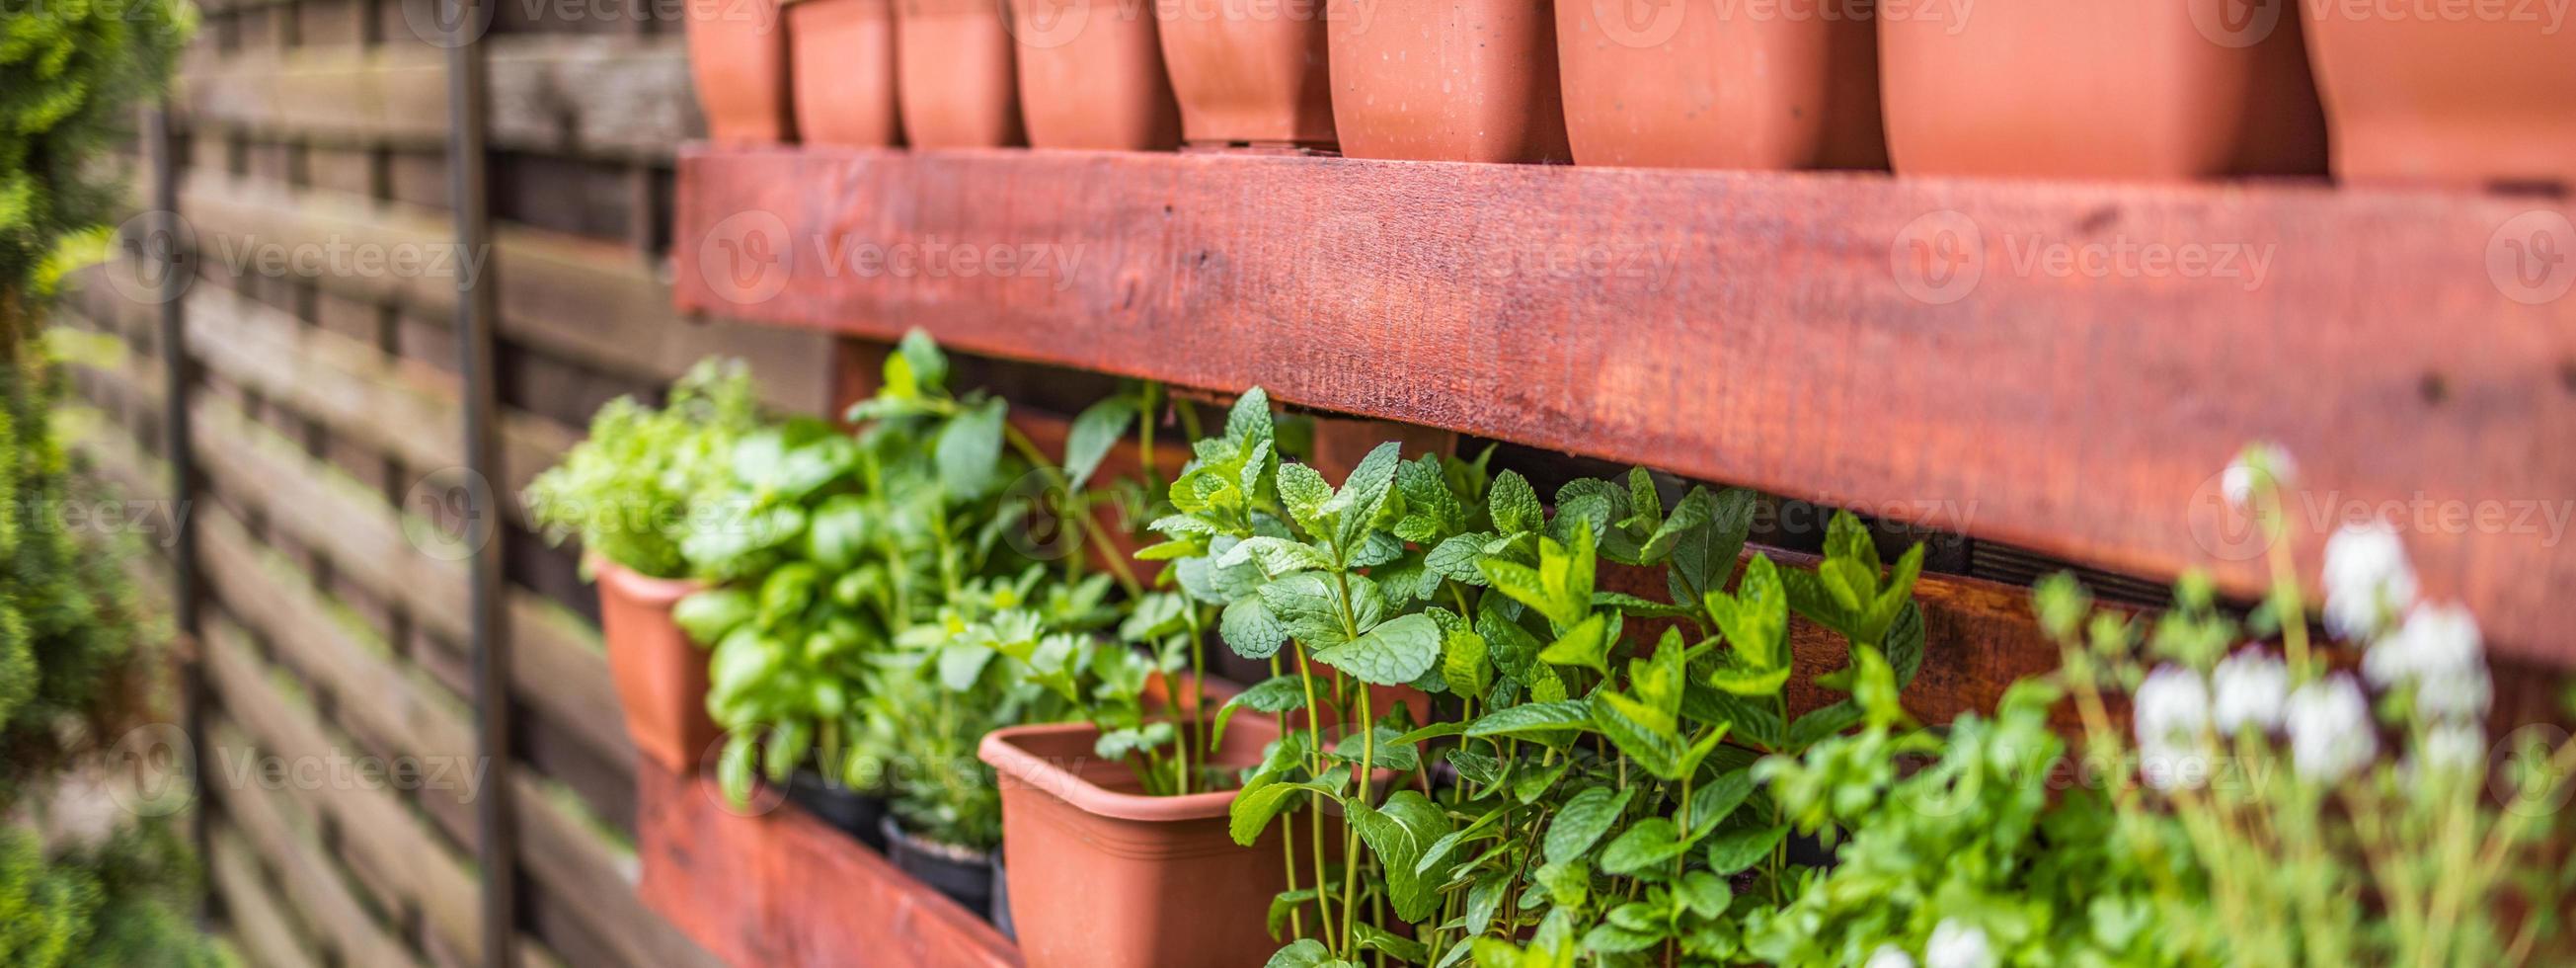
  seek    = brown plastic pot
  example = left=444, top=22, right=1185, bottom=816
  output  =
left=1153, top=0, right=1337, bottom=149
left=1556, top=0, right=1883, bottom=169
left=2302, top=7, right=2576, bottom=187
left=979, top=715, right=1288, bottom=968
left=1011, top=0, right=1184, bottom=150
left=1877, top=0, right=2325, bottom=179
left=686, top=0, right=797, bottom=143
left=896, top=0, right=1025, bottom=147
left=592, top=558, right=720, bottom=772
left=789, top=0, right=902, bottom=146
left=1324, top=0, right=1570, bottom=162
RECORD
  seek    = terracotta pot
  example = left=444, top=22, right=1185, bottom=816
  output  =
left=789, top=0, right=903, bottom=146
left=686, top=0, right=797, bottom=143
left=2302, top=5, right=2576, bottom=187
left=1153, top=0, right=1337, bottom=149
left=1877, top=0, right=2325, bottom=178
left=881, top=816, right=1000, bottom=920
left=1555, top=0, right=1883, bottom=169
left=896, top=0, right=1025, bottom=147
left=593, top=558, right=720, bottom=772
left=1011, top=0, right=1184, bottom=149
left=978, top=716, right=1289, bottom=967
left=1324, top=0, right=1570, bottom=162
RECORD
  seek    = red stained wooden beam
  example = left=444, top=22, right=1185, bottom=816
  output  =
left=673, top=145, right=2576, bottom=668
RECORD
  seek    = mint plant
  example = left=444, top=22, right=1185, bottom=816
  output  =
left=1146, top=389, right=1931, bottom=967
left=526, top=359, right=761, bottom=580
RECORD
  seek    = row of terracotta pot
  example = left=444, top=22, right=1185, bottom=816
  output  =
left=693, top=0, right=2573, bottom=185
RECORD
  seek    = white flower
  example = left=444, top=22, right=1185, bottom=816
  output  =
left=2364, top=604, right=2489, bottom=722
left=2321, top=521, right=2417, bottom=641
left=2285, top=675, right=2379, bottom=784
left=2419, top=723, right=2486, bottom=773
left=1925, top=920, right=1996, bottom=968
left=2135, top=665, right=2213, bottom=790
left=2211, top=647, right=2289, bottom=735
left=2222, top=444, right=2296, bottom=509
left=2221, top=462, right=2256, bottom=509
left=1866, top=945, right=1917, bottom=968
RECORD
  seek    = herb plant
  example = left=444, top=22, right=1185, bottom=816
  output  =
left=525, top=359, right=760, bottom=580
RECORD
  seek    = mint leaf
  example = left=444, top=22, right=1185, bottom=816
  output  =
left=1062, top=396, right=1136, bottom=491
left=1545, top=786, right=1634, bottom=864
left=1313, top=612, right=1442, bottom=686
left=1221, top=596, right=1289, bottom=659
left=935, top=397, right=1006, bottom=498
left=1600, top=817, right=1688, bottom=875
left=1349, top=791, right=1453, bottom=922
left=1489, top=470, right=1542, bottom=535
left=1703, top=824, right=1788, bottom=874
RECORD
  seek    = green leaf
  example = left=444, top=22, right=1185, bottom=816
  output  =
left=1222, top=596, right=1290, bottom=660
left=1265, top=938, right=1354, bottom=968
left=1535, top=614, right=1613, bottom=677
left=1707, top=553, right=1789, bottom=671
left=1544, top=786, right=1634, bottom=864
left=1600, top=817, right=1688, bottom=875
left=1489, top=470, right=1542, bottom=535
left=1329, top=443, right=1405, bottom=551
left=1672, top=487, right=1756, bottom=602
left=1224, top=675, right=1311, bottom=715
left=1688, top=768, right=1756, bottom=835
left=1427, top=532, right=1495, bottom=585
left=1705, top=662, right=1792, bottom=697
left=1258, top=572, right=1351, bottom=647
left=1786, top=701, right=1865, bottom=748
left=671, top=589, right=754, bottom=645
left=1349, top=791, right=1454, bottom=922
left=1702, top=824, right=1788, bottom=874
left=1230, top=779, right=1334, bottom=847
left=1464, top=700, right=1596, bottom=739
left=1062, top=397, right=1136, bottom=491
left=1356, top=923, right=1432, bottom=965
left=1680, top=684, right=1784, bottom=749
left=935, top=397, right=1007, bottom=498
left=1676, top=870, right=1733, bottom=919
left=1592, top=691, right=1684, bottom=778
left=1583, top=924, right=1664, bottom=955
left=1225, top=535, right=1335, bottom=576
left=1314, top=612, right=1443, bottom=686
left=895, top=329, right=950, bottom=394
left=1278, top=462, right=1335, bottom=536
left=1226, top=388, right=1275, bottom=447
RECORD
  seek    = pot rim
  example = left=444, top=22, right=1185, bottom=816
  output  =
left=979, top=721, right=1250, bottom=823
left=588, top=553, right=706, bottom=605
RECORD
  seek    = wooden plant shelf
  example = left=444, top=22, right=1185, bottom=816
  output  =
left=637, top=764, right=1022, bottom=968
left=673, top=145, right=2576, bottom=667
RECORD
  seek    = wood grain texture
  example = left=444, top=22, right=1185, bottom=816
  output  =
left=636, top=763, right=1024, bottom=968
left=675, top=147, right=2576, bottom=666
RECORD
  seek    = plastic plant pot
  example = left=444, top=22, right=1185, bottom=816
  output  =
left=1555, top=0, right=1884, bottom=170
left=895, top=0, right=1025, bottom=147
left=1011, top=0, right=1184, bottom=150
left=879, top=815, right=999, bottom=920
left=1876, top=0, right=2325, bottom=179
left=591, top=558, right=719, bottom=772
left=788, top=0, right=902, bottom=146
left=2301, top=4, right=2576, bottom=187
left=686, top=0, right=797, bottom=143
left=977, top=715, right=1290, bottom=967
left=1153, top=0, right=1337, bottom=150
left=783, top=768, right=891, bottom=850
left=1323, top=0, right=1570, bottom=163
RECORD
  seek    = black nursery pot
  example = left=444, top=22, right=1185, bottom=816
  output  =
left=880, top=816, right=996, bottom=922
left=989, top=855, right=1015, bottom=940
left=785, top=768, right=889, bottom=851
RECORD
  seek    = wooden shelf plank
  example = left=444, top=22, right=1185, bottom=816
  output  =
left=673, top=146, right=2576, bottom=666
left=636, top=764, right=1022, bottom=968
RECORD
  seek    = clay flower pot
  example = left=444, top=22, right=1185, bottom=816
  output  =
left=788, top=0, right=902, bottom=146
left=1877, top=0, right=2325, bottom=179
left=592, top=558, right=720, bottom=772
left=1153, top=0, right=1337, bottom=149
left=2302, top=8, right=2576, bottom=187
left=978, top=715, right=1288, bottom=968
left=686, top=0, right=796, bottom=143
left=1011, top=0, right=1184, bottom=150
left=1555, top=0, right=1883, bottom=169
left=1324, top=0, right=1570, bottom=163
left=896, top=0, right=1025, bottom=147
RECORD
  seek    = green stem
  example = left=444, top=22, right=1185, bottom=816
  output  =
left=1294, top=645, right=1337, bottom=947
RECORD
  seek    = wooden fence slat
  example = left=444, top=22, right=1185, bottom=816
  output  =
left=207, top=719, right=424, bottom=968
left=209, top=826, right=325, bottom=968
left=175, top=35, right=700, bottom=162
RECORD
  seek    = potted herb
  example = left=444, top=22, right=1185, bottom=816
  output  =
left=685, top=0, right=796, bottom=143
left=1876, top=0, right=2325, bottom=178
left=527, top=361, right=760, bottom=772
left=1152, top=0, right=1336, bottom=151
left=787, top=0, right=902, bottom=147
left=1011, top=0, right=1183, bottom=150
left=1554, top=0, right=1884, bottom=170
left=896, top=0, right=1026, bottom=147
left=1323, top=0, right=1570, bottom=162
